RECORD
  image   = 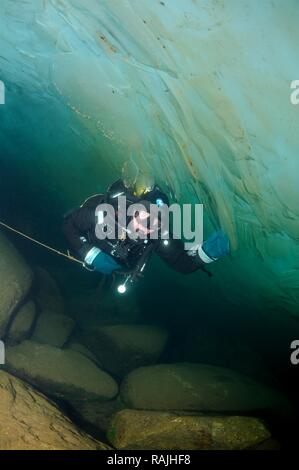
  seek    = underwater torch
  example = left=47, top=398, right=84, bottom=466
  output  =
left=116, top=242, right=156, bottom=294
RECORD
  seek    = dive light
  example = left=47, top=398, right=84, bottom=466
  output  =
left=116, top=243, right=156, bottom=294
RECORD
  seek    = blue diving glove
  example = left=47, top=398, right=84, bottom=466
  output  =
left=199, top=230, right=230, bottom=263
left=84, top=247, right=121, bottom=274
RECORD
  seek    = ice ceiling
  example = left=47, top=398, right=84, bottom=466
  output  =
left=0, top=0, right=299, bottom=316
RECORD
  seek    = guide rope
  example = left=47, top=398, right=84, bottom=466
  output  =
left=0, top=220, right=84, bottom=266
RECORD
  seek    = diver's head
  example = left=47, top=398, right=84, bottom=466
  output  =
left=130, top=199, right=162, bottom=239
left=122, top=160, right=154, bottom=197
left=132, top=172, right=155, bottom=197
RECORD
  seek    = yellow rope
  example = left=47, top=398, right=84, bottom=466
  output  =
left=0, top=220, right=84, bottom=266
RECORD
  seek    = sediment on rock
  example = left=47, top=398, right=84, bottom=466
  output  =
left=107, top=409, right=271, bottom=450
left=5, top=340, right=118, bottom=401
left=0, top=370, right=111, bottom=450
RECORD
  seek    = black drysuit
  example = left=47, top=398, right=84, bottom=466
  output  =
left=62, top=181, right=206, bottom=275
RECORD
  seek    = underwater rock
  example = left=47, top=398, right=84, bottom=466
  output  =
left=34, top=266, right=64, bottom=316
left=81, top=324, right=168, bottom=378
left=107, top=409, right=271, bottom=450
left=68, top=398, right=126, bottom=436
left=0, top=232, right=33, bottom=339
left=32, top=312, right=75, bottom=348
left=0, top=370, right=110, bottom=450
left=66, top=341, right=100, bottom=365
left=5, top=340, right=118, bottom=401
left=121, top=363, right=285, bottom=412
left=6, top=300, right=36, bottom=346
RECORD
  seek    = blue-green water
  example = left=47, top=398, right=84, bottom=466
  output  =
left=0, top=0, right=299, bottom=451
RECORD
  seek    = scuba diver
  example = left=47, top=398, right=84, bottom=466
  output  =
left=62, top=166, right=229, bottom=293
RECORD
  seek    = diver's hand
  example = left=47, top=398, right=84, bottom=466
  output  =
left=198, top=230, right=230, bottom=263
left=84, top=246, right=121, bottom=274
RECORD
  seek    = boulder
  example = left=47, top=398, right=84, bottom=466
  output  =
left=0, top=370, right=110, bottom=450
left=0, top=232, right=33, bottom=338
left=32, top=312, right=75, bottom=347
left=67, top=342, right=99, bottom=365
left=69, top=398, right=125, bottom=435
left=81, top=324, right=168, bottom=377
left=34, top=267, right=64, bottom=315
left=107, top=409, right=271, bottom=450
left=6, top=300, right=36, bottom=345
left=121, top=363, right=285, bottom=412
left=5, top=340, right=118, bottom=401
